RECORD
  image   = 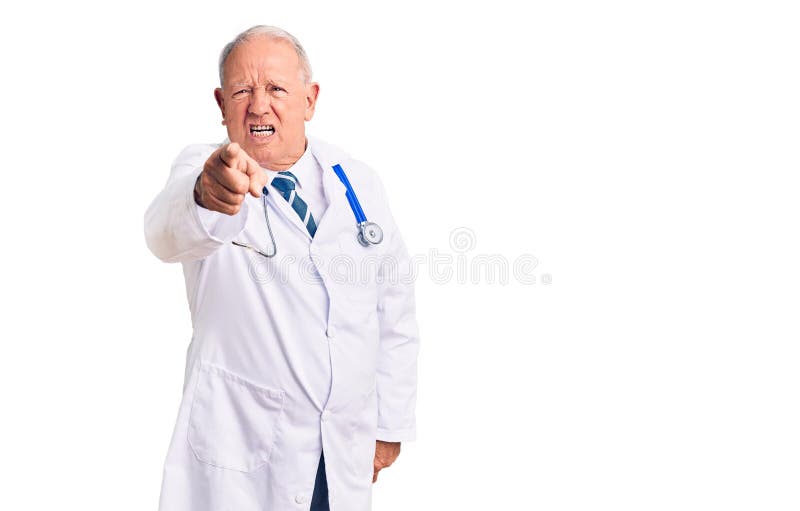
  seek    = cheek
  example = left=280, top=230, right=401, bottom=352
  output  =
left=275, top=102, right=307, bottom=128
left=227, top=103, right=248, bottom=122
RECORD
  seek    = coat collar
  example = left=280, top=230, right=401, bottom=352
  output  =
left=227, top=135, right=354, bottom=244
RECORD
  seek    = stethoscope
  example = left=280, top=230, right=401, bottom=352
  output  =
left=232, top=163, right=383, bottom=258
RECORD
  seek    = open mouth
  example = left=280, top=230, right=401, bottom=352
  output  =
left=250, top=124, right=275, bottom=137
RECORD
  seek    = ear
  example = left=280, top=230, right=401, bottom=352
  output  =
left=214, top=88, right=226, bottom=123
left=304, top=82, right=320, bottom=121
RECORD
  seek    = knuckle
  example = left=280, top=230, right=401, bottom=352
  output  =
left=206, top=154, right=221, bottom=172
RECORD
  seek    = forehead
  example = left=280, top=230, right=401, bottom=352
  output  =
left=224, top=36, right=302, bottom=84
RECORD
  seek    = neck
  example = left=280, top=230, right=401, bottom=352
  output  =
left=261, top=137, right=308, bottom=171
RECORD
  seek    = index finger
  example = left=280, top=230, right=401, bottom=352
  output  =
left=219, top=142, right=241, bottom=168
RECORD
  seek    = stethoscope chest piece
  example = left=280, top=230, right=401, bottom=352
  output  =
left=332, top=163, right=384, bottom=247
left=233, top=162, right=385, bottom=258
left=358, top=221, right=384, bottom=246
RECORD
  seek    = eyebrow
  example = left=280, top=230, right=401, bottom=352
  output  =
left=229, top=80, right=288, bottom=88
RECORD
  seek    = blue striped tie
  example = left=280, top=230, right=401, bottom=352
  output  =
left=268, top=171, right=317, bottom=237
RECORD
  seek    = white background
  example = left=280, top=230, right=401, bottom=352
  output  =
left=1, top=1, right=798, bottom=509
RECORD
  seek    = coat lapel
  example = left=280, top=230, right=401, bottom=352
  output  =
left=263, top=180, right=314, bottom=242
left=309, top=136, right=352, bottom=245
left=256, top=135, right=353, bottom=245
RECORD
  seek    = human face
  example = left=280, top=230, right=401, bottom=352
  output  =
left=214, top=37, right=319, bottom=170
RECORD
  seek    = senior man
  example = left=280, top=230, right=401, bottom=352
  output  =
left=144, top=25, right=420, bottom=511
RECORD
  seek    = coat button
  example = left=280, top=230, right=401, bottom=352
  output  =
left=321, top=410, right=332, bottom=422
left=326, top=325, right=337, bottom=338
left=295, top=495, right=307, bottom=504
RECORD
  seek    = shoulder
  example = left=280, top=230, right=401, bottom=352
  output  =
left=308, top=135, right=383, bottom=189
left=171, top=142, right=222, bottom=168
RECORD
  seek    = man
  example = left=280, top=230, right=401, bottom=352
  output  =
left=144, top=25, right=420, bottom=511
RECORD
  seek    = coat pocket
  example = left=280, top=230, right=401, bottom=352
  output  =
left=187, top=363, right=285, bottom=472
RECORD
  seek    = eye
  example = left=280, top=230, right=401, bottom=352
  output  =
left=232, top=88, right=251, bottom=98
left=270, top=85, right=286, bottom=93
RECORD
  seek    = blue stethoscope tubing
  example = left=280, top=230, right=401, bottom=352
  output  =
left=332, top=164, right=384, bottom=247
left=232, top=163, right=383, bottom=258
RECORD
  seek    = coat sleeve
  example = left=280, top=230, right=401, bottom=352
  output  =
left=373, top=173, right=421, bottom=443
left=144, top=144, right=251, bottom=263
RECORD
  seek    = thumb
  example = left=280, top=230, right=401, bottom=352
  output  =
left=245, top=156, right=267, bottom=197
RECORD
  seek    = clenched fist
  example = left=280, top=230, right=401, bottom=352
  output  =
left=194, top=143, right=267, bottom=215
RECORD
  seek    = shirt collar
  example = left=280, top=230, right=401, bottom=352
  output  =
left=278, top=142, right=313, bottom=189
left=258, top=139, right=313, bottom=188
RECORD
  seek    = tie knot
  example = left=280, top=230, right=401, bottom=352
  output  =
left=271, top=171, right=298, bottom=193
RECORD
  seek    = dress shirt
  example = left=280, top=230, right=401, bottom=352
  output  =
left=264, top=140, right=330, bottom=223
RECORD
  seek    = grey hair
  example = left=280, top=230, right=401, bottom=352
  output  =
left=218, top=25, right=313, bottom=86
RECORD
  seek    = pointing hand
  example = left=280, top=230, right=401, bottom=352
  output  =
left=194, top=143, right=268, bottom=215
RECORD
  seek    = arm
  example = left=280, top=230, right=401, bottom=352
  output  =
left=143, top=143, right=262, bottom=263
left=373, top=175, right=421, bottom=443
left=371, top=174, right=420, bottom=482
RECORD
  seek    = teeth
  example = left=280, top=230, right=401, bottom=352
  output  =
left=250, top=124, right=275, bottom=136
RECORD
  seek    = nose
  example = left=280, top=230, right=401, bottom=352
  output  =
left=248, top=88, right=271, bottom=117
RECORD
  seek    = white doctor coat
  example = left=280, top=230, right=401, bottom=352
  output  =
left=144, top=135, right=420, bottom=511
